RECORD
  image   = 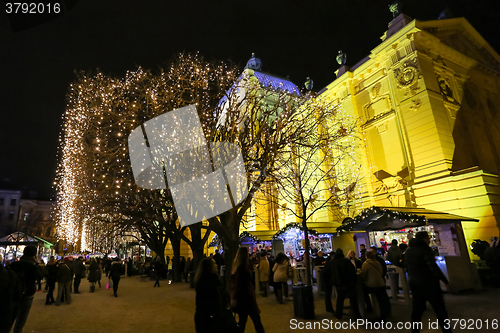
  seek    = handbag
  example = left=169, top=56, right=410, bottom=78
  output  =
left=106, top=282, right=110, bottom=290
left=221, top=307, right=238, bottom=331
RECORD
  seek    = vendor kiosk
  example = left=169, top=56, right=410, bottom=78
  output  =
left=0, top=231, right=54, bottom=264
left=337, top=207, right=480, bottom=293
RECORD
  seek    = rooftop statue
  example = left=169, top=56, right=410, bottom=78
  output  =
left=389, top=1, right=401, bottom=18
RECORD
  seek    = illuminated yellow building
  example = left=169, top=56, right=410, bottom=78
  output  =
left=320, top=13, right=500, bottom=258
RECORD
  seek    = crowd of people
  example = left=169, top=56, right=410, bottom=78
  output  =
left=0, top=231, right=455, bottom=333
left=0, top=248, right=128, bottom=332
left=321, top=231, right=452, bottom=333
left=194, top=230, right=453, bottom=333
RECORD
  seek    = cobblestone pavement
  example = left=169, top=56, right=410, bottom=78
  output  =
left=18, top=276, right=500, bottom=333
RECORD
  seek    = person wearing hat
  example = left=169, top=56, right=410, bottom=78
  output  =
left=8, top=245, right=43, bottom=333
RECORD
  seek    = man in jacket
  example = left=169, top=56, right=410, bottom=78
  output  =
left=55, top=257, right=73, bottom=306
left=404, top=231, right=452, bottom=333
left=73, top=256, right=85, bottom=293
left=8, top=245, right=43, bottom=333
left=359, top=244, right=367, bottom=263
left=386, top=239, right=403, bottom=267
left=370, top=246, right=387, bottom=278
left=330, top=248, right=360, bottom=320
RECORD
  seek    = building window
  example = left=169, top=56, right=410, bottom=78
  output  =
left=46, top=227, right=52, bottom=237
left=11, top=199, right=16, bottom=206
left=0, top=198, right=4, bottom=205
left=9, top=211, right=14, bottom=220
left=24, top=212, right=30, bottom=221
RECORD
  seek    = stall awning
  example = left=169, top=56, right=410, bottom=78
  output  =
left=307, top=222, right=342, bottom=236
left=339, top=206, right=479, bottom=232
left=33, top=236, right=53, bottom=249
left=242, top=230, right=277, bottom=242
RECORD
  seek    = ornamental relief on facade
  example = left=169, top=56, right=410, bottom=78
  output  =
left=393, top=58, right=422, bottom=97
left=435, top=70, right=462, bottom=119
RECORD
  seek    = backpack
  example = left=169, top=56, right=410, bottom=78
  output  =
left=9, top=260, right=35, bottom=298
left=3, top=267, right=24, bottom=301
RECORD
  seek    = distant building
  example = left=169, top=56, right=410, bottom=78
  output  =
left=18, top=199, right=56, bottom=244
left=0, top=189, right=22, bottom=236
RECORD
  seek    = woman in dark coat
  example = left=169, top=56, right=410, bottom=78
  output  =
left=87, top=258, right=99, bottom=292
left=108, top=258, right=123, bottom=297
left=194, top=258, right=231, bottom=333
left=230, top=247, right=265, bottom=333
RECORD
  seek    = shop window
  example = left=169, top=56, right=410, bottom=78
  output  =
left=9, top=211, right=15, bottom=220
left=24, top=212, right=30, bottom=221
left=11, top=199, right=16, bottom=206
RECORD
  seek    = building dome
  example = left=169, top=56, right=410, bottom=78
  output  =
left=245, top=53, right=262, bottom=71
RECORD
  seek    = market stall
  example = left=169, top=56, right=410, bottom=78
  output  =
left=0, top=231, right=54, bottom=264
left=239, top=231, right=273, bottom=253
left=338, top=206, right=480, bottom=292
left=272, top=223, right=320, bottom=261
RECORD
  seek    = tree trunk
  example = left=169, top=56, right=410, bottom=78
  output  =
left=303, top=218, right=312, bottom=286
left=192, top=246, right=204, bottom=274
left=170, top=236, right=182, bottom=282
left=222, top=237, right=239, bottom=292
left=186, top=223, right=210, bottom=273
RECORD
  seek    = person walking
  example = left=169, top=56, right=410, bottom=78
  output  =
left=184, top=257, right=192, bottom=283
left=404, top=231, right=452, bottom=333
left=361, top=250, right=391, bottom=320
left=272, top=253, right=290, bottom=304
left=194, top=258, right=234, bottom=332
left=331, top=248, right=360, bottom=320
left=153, top=256, right=163, bottom=287
left=73, top=256, right=85, bottom=294
left=96, top=258, right=102, bottom=288
left=55, top=258, right=73, bottom=306
left=45, top=256, right=58, bottom=304
left=230, top=247, right=265, bottom=333
left=258, top=251, right=270, bottom=297
left=109, top=258, right=123, bottom=297
left=87, top=258, right=99, bottom=292
left=8, top=245, right=43, bottom=333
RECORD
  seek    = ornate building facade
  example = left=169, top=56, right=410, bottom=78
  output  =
left=319, top=13, right=500, bottom=257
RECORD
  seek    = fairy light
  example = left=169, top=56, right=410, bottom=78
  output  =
left=55, top=52, right=357, bottom=254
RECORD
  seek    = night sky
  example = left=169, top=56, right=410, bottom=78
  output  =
left=0, top=0, right=499, bottom=199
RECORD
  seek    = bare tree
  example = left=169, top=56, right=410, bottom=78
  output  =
left=272, top=94, right=360, bottom=285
